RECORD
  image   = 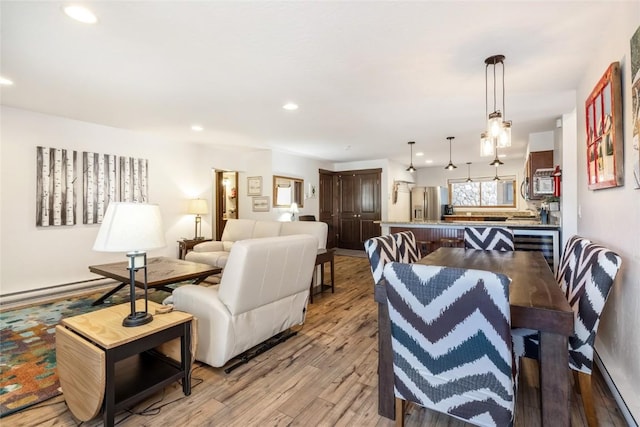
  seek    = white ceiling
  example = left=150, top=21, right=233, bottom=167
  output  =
left=0, top=1, right=621, bottom=169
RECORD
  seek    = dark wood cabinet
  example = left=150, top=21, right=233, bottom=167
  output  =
left=523, top=150, right=553, bottom=200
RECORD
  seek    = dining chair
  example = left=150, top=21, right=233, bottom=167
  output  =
left=512, top=241, right=622, bottom=427
left=364, top=231, right=421, bottom=285
left=464, top=227, right=515, bottom=251
left=382, top=261, right=516, bottom=426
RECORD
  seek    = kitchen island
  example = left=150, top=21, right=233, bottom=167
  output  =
left=380, top=221, right=561, bottom=271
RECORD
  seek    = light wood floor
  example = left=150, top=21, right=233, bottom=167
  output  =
left=5, top=255, right=627, bottom=427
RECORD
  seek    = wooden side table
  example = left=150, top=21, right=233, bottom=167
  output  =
left=178, top=238, right=211, bottom=259
left=56, top=301, right=193, bottom=427
left=309, top=248, right=335, bottom=303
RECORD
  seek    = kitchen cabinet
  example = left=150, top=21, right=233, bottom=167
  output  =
left=522, top=150, right=553, bottom=200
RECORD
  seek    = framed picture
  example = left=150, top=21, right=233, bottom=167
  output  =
left=247, top=176, right=262, bottom=196
left=585, top=62, right=624, bottom=190
left=252, top=196, right=270, bottom=212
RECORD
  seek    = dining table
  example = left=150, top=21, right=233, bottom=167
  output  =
left=374, top=247, right=574, bottom=426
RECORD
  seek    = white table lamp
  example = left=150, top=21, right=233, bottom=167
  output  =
left=93, top=202, right=166, bottom=327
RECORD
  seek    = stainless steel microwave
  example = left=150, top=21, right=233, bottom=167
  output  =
left=533, top=168, right=555, bottom=196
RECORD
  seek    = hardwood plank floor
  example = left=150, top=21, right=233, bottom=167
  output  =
left=4, top=255, right=627, bottom=426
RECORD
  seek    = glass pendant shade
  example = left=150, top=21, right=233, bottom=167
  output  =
left=488, top=111, right=503, bottom=138
left=497, top=121, right=512, bottom=148
left=480, top=132, right=494, bottom=157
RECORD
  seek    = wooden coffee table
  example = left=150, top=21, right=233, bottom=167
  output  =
left=89, top=256, right=221, bottom=306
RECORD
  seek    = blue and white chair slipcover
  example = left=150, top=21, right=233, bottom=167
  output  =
left=364, top=232, right=421, bottom=285
left=512, top=238, right=621, bottom=427
left=464, top=227, right=515, bottom=251
left=383, top=262, right=516, bottom=427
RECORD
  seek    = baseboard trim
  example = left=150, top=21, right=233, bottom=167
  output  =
left=0, top=278, right=117, bottom=309
left=595, top=351, right=638, bottom=427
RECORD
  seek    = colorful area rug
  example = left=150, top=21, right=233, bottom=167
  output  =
left=0, top=286, right=177, bottom=417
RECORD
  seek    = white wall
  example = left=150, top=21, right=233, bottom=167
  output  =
left=0, top=107, right=216, bottom=294
left=415, top=159, right=528, bottom=212
left=238, top=150, right=331, bottom=222
left=575, top=6, right=640, bottom=420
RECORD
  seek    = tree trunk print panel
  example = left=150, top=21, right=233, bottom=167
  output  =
left=83, top=152, right=116, bottom=224
left=36, top=146, right=77, bottom=227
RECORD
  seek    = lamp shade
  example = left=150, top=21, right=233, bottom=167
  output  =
left=187, top=199, right=208, bottom=215
left=93, top=202, right=166, bottom=252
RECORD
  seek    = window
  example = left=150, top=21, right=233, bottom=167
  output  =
left=449, top=176, right=516, bottom=208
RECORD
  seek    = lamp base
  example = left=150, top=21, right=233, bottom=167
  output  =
left=122, top=311, right=153, bottom=327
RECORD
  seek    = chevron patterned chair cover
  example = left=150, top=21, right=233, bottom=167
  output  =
left=464, top=227, right=515, bottom=251
left=512, top=239, right=621, bottom=427
left=364, top=232, right=421, bottom=285
left=393, top=231, right=422, bottom=263
left=383, top=262, right=516, bottom=427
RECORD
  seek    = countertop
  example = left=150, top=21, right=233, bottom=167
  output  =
left=380, top=220, right=560, bottom=230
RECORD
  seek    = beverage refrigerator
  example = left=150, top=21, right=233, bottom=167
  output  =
left=410, top=186, right=448, bottom=221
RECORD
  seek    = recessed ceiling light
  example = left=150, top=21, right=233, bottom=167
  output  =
left=63, top=5, right=98, bottom=24
left=425, top=160, right=433, bottom=164
left=0, top=77, right=14, bottom=86
left=282, top=103, right=299, bottom=111
left=415, top=152, right=424, bottom=157
left=191, top=125, right=203, bottom=132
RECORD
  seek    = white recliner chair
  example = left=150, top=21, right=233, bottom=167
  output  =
left=170, top=234, right=318, bottom=368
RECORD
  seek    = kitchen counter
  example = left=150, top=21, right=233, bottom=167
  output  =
left=380, top=221, right=561, bottom=271
left=380, top=220, right=560, bottom=230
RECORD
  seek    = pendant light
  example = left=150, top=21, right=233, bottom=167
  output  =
left=406, top=141, right=416, bottom=173
left=493, top=166, right=500, bottom=181
left=466, top=162, right=472, bottom=182
left=444, top=137, right=457, bottom=170
left=481, top=54, right=512, bottom=159
left=489, top=151, right=504, bottom=167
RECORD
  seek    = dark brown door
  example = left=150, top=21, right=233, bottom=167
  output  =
left=319, top=170, right=338, bottom=248
left=338, top=169, right=381, bottom=250
left=339, top=173, right=360, bottom=249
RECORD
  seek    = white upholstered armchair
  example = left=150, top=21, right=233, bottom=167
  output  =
left=170, top=234, right=318, bottom=368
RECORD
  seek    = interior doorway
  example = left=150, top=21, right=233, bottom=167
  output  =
left=215, top=170, right=238, bottom=240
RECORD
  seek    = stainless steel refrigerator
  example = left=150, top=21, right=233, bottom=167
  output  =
left=411, top=186, right=448, bottom=221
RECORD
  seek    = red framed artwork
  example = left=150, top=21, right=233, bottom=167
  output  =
left=585, top=62, right=624, bottom=190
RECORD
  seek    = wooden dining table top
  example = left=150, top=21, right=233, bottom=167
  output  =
left=417, top=247, right=573, bottom=336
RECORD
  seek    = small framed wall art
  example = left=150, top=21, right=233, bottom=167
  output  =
left=247, top=176, right=262, bottom=196
left=585, top=62, right=624, bottom=190
left=252, top=196, right=270, bottom=212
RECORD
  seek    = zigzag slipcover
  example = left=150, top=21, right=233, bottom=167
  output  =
left=464, top=227, right=515, bottom=251
left=512, top=241, right=622, bottom=374
left=555, top=235, right=590, bottom=297
left=393, top=231, right=422, bottom=263
left=364, top=232, right=421, bottom=285
left=383, top=262, right=516, bottom=427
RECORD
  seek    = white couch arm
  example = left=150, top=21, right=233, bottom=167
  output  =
left=192, top=241, right=225, bottom=252
left=171, top=285, right=235, bottom=367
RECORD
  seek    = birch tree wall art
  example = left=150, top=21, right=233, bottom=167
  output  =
left=120, top=156, right=148, bottom=202
left=36, top=146, right=77, bottom=226
left=83, top=152, right=116, bottom=224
